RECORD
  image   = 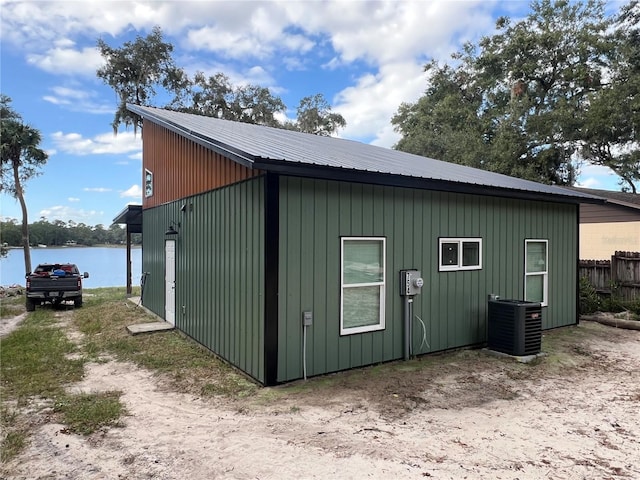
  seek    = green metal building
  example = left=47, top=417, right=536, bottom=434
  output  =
left=126, top=105, right=600, bottom=386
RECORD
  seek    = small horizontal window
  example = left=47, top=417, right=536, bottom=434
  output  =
left=439, top=238, right=482, bottom=271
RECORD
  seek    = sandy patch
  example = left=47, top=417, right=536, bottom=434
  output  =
left=2, top=320, right=639, bottom=480
left=0, top=312, right=27, bottom=338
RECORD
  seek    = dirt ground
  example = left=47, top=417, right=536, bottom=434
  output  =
left=1, top=312, right=639, bottom=480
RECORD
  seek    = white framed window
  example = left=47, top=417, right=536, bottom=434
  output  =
left=525, top=239, right=548, bottom=306
left=340, top=237, right=386, bottom=335
left=439, top=238, right=482, bottom=271
left=144, top=169, right=153, bottom=198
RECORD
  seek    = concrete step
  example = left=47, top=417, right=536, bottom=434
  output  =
left=126, top=322, right=174, bottom=335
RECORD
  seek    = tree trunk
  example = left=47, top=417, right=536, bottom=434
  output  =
left=12, top=159, right=31, bottom=275
left=624, top=178, right=637, bottom=194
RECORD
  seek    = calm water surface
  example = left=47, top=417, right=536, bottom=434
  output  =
left=0, top=246, right=142, bottom=287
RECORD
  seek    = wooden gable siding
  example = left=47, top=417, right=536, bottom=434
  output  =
left=142, top=120, right=261, bottom=208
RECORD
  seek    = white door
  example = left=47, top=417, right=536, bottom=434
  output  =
left=165, top=239, right=176, bottom=326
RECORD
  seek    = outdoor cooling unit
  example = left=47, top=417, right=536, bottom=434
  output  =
left=487, top=299, right=542, bottom=356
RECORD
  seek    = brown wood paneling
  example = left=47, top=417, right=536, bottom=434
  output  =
left=142, top=121, right=261, bottom=208
left=580, top=203, right=640, bottom=224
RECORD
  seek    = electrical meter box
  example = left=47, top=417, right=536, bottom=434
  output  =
left=400, top=270, right=423, bottom=296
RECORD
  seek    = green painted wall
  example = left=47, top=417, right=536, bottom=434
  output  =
left=142, top=177, right=265, bottom=383
left=277, top=177, right=578, bottom=382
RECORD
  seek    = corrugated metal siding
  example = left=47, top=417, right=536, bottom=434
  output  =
left=141, top=207, right=174, bottom=318
left=142, top=176, right=266, bottom=383
left=277, top=177, right=577, bottom=382
left=142, top=121, right=261, bottom=209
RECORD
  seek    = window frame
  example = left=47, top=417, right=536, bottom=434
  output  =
left=524, top=239, right=548, bottom=307
left=144, top=169, right=154, bottom=198
left=340, top=236, right=386, bottom=335
left=438, top=237, right=483, bottom=272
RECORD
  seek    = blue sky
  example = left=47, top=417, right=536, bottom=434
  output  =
left=1, top=0, right=633, bottom=227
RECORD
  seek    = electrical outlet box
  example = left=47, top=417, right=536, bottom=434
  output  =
left=303, top=311, right=313, bottom=326
left=400, top=270, right=423, bottom=296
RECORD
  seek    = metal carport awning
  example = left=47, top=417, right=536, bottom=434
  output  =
left=112, top=205, right=142, bottom=295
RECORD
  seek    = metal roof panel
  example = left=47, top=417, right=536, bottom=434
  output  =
left=128, top=104, right=603, bottom=203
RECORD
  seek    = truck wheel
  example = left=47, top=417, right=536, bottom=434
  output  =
left=26, top=299, right=36, bottom=312
left=74, top=297, right=83, bottom=308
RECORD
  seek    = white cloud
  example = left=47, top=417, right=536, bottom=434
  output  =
left=181, top=60, right=278, bottom=92
left=184, top=3, right=313, bottom=60
left=576, top=164, right=624, bottom=191
left=2, top=0, right=533, bottom=180
left=51, top=131, right=141, bottom=156
left=285, top=1, right=498, bottom=65
left=43, top=85, right=113, bottom=114
left=575, top=177, right=603, bottom=189
left=1, top=1, right=173, bottom=48
left=120, top=184, right=142, bottom=199
left=39, top=205, right=104, bottom=224
left=334, top=62, right=427, bottom=146
left=68, top=197, right=80, bottom=202
left=83, top=187, right=112, bottom=193
left=27, top=44, right=105, bottom=76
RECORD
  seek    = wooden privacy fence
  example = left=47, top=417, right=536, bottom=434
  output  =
left=579, top=251, right=640, bottom=301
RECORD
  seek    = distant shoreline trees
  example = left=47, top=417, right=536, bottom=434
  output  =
left=0, top=219, right=140, bottom=250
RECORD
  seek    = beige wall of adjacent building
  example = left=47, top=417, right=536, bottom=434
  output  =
left=580, top=222, right=640, bottom=260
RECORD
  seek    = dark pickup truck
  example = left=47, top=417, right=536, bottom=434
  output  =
left=25, top=263, right=89, bottom=311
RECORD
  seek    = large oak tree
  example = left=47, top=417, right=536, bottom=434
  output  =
left=393, top=0, right=639, bottom=191
left=98, top=27, right=345, bottom=135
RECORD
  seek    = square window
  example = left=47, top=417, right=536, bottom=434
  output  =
left=441, top=242, right=458, bottom=266
left=439, top=238, right=482, bottom=271
left=462, top=241, right=480, bottom=267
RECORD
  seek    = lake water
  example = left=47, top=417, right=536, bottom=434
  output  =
left=0, top=247, right=142, bottom=288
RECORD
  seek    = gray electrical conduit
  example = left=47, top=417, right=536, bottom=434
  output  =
left=414, top=314, right=430, bottom=351
left=303, top=323, right=308, bottom=380
left=304, top=312, right=431, bottom=380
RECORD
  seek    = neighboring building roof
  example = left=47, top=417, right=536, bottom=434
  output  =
left=127, top=104, right=603, bottom=204
left=563, top=187, right=640, bottom=210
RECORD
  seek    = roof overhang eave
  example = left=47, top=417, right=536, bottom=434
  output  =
left=112, top=204, right=143, bottom=233
left=126, top=104, right=257, bottom=169
left=253, top=158, right=606, bottom=205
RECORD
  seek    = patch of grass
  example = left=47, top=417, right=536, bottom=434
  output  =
left=0, top=307, right=87, bottom=462
left=0, top=313, right=83, bottom=402
left=74, top=291, right=257, bottom=398
left=0, top=295, right=25, bottom=319
left=53, top=391, right=126, bottom=435
left=0, top=406, right=28, bottom=463
left=2, top=287, right=257, bottom=462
